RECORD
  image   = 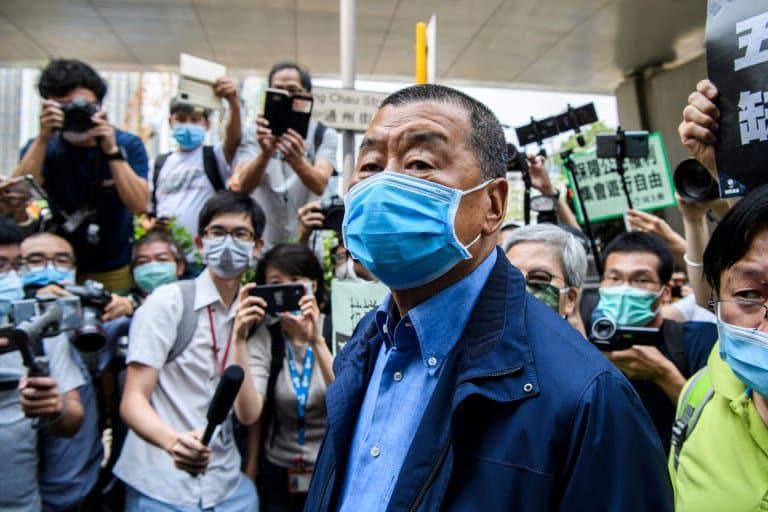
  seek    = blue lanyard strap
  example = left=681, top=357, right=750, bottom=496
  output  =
left=285, top=342, right=314, bottom=446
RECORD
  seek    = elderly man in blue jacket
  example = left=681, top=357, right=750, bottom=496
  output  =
left=305, top=84, right=672, bottom=511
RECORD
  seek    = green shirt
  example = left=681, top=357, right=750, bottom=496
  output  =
left=669, top=342, right=768, bottom=511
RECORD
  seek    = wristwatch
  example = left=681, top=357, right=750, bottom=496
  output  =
left=104, top=147, right=126, bottom=161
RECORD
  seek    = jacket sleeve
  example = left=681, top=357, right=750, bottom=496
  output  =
left=558, top=371, right=674, bottom=512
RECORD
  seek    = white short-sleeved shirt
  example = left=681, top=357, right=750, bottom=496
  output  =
left=0, top=333, right=85, bottom=512
left=247, top=318, right=328, bottom=468
left=150, top=143, right=231, bottom=237
left=113, top=270, right=247, bottom=509
left=670, top=295, right=717, bottom=323
left=235, top=121, right=338, bottom=250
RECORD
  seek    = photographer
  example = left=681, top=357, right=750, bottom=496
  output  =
left=235, top=62, right=338, bottom=250
left=13, top=59, right=149, bottom=293
left=151, top=80, right=241, bottom=238
left=591, top=232, right=718, bottom=448
left=130, top=230, right=186, bottom=297
left=0, top=223, right=85, bottom=512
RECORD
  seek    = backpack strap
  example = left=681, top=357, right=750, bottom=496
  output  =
left=670, top=367, right=714, bottom=471
left=151, top=152, right=171, bottom=214
left=202, top=145, right=225, bottom=192
left=166, top=280, right=198, bottom=364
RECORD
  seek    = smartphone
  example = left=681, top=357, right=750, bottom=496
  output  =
left=249, top=283, right=306, bottom=314
left=596, top=131, right=649, bottom=159
left=1, top=176, right=32, bottom=195
left=263, top=88, right=314, bottom=139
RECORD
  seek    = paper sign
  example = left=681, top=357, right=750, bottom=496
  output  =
left=330, top=279, right=389, bottom=355
left=706, top=0, right=768, bottom=197
left=564, top=132, right=677, bottom=223
left=178, top=53, right=226, bottom=111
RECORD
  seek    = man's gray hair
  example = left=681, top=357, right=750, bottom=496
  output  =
left=503, top=224, right=588, bottom=288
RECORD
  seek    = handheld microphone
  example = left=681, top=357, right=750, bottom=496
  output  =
left=201, top=365, right=245, bottom=445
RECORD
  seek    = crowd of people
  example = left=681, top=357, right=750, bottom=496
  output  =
left=0, top=57, right=765, bottom=512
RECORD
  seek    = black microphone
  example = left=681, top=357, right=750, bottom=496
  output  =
left=201, top=365, right=245, bottom=445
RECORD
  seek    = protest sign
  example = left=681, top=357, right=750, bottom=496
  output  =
left=564, top=132, right=676, bottom=223
left=330, top=279, right=389, bottom=355
left=706, top=0, right=768, bottom=197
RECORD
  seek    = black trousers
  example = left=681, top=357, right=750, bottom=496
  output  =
left=257, top=459, right=308, bottom=512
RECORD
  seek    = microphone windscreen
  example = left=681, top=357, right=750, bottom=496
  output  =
left=206, top=364, right=245, bottom=425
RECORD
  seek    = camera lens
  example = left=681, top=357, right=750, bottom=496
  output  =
left=591, top=317, right=617, bottom=341
left=674, top=159, right=719, bottom=203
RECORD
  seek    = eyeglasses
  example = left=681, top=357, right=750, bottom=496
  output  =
left=0, top=256, right=23, bottom=273
left=203, top=226, right=255, bottom=242
left=523, top=269, right=565, bottom=286
left=22, top=253, right=75, bottom=272
left=712, top=299, right=768, bottom=329
left=601, top=275, right=660, bottom=289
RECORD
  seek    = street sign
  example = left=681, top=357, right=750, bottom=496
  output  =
left=565, top=132, right=677, bottom=224
left=330, top=279, right=389, bottom=355
left=311, top=87, right=389, bottom=132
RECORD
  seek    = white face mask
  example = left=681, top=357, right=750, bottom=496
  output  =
left=61, top=130, right=91, bottom=144
left=334, top=258, right=366, bottom=282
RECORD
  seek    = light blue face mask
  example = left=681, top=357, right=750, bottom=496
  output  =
left=0, top=270, right=24, bottom=317
left=718, top=320, right=768, bottom=397
left=21, top=264, right=76, bottom=288
left=342, top=171, right=491, bottom=290
left=594, top=284, right=663, bottom=327
left=133, top=261, right=177, bottom=293
left=172, top=123, right=206, bottom=150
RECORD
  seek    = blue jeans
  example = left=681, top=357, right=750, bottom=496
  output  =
left=125, top=474, right=258, bottom=512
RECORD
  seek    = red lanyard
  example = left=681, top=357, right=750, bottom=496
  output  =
left=207, top=305, right=233, bottom=376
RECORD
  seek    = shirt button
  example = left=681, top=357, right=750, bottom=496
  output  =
left=393, top=371, right=403, bottom=382
left=427, top=356, right=438, bottom=367
left=370, top=445, right=380, bottom=457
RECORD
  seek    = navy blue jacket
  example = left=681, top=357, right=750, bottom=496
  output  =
left=305, top=248, right=673, bottom=511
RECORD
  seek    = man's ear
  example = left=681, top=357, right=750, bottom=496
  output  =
left=659, top=284, right=672, bottom=306
left=194, top=234, right=204, bottom=253
left=564, top=287, right=580, bottom=316
left=176, top=260, right=186, bottom=278
left=483, top=178, right=508, bottom=235
left=252, top=238, right=264, bottom=258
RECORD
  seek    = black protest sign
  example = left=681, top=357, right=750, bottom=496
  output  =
left=706, top=0, right=768, bottom=198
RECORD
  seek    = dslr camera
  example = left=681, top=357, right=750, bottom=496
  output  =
left=60, top=97, right=99, bottom=133
left=63, top=280, right=112, bottom=352
left=314, top=195, right=345, bottom=233
left=589, top=316, right=660, bottom=352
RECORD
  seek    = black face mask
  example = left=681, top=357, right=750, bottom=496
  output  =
left=671, top=285, right=682, bottom=299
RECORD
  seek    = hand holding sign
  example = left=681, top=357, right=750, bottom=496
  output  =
left=679, top=79, right=720, bottom=179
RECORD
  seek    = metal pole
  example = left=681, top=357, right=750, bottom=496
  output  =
left=562, top=151, right=603, bottom=276
left=340, top=0, right=356, bottom=190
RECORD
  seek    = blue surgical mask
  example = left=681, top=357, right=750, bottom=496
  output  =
left=718, top=320, right=768, bottom=397
left=0, top=271, right=23, bottom=317
left=172, top=124, right=206, bottom=150
left=342, top=171, right=490, bottom=290
left=133, top=261, right=177, bottom=293
left=595, top=285, right=662, bottom=327
left=21, top=264, right=76, bottom=288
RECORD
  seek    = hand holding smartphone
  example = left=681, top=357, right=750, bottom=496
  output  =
left=248, top=283, right=306, bottom=315
left=263, top=88, right=313, bottom=139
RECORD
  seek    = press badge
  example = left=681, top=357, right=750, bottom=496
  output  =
left=288, top=468, right=313, bottom=493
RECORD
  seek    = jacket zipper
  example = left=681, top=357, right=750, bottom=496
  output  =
left=317, top=463, right=336, bottom=511
left=406, top=365, right=524, bottom=511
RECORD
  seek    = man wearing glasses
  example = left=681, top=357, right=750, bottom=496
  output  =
left=591, top=231, right=717, bottom=449
left=235, top=62, right=338, bottom=250
left=115, top=191, right=266, bottom=511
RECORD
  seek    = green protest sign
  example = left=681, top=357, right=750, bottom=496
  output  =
left=330, top=279, right=389, bottom=355
left=564, top=132, right=677, bottom=224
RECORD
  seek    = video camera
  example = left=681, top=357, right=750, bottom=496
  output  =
left=60, top=98, right=99, bottom=133
left=589, top=316, right=660, bottom=352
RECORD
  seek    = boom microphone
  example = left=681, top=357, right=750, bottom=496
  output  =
left=201, top=365, right=245, bottom=445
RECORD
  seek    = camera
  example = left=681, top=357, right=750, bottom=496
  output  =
left=64, top=280, right=112, bottom=352
left=596, top=131, right=649, bottom=159
left=506, top=143, right=529, bottom=174
left=60, top=98, right=99, bottom=133
left=673, top=158, right=719, bottom=203
left=314, top=195, right=345, bottom=233
left=589, top=316, right=660, bottom=351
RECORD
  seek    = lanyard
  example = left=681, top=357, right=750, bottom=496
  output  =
left=285, top=341, right=314, bottom=446
left=207, top=305, right=233, bottom=376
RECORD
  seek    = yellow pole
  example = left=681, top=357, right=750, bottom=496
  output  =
left=416, top=22, right=427, bottom=84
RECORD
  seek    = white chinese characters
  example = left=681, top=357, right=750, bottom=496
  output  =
left=738, top=90, right=768, bottom=144
left=735, top=12, right=768, bottom=71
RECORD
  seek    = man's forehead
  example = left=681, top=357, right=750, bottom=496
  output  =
left=605, top=251, right=660, bottom=272
left=21, top=234, right=73, bottom=255
left=366, top=100, right=470, bottom=136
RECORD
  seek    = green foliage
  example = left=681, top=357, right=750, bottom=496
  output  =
left=133, top=214, right=202, bottom=266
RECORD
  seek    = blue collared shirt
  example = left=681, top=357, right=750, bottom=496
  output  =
left=338, top=251, right=497, bottom=511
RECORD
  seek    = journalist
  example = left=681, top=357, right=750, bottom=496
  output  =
left=14, top=59, right=149, bottom=293
left=0, top=223, right=86, bottom=512
left=592, top=232, right=717, bottom=448
left=305, top=84, right=672, bottom=511
left=235, top=62, right=338, bottom=249
left=504, top=223, right=588, bottom=336
left=130, top=230, right=186, bottom=297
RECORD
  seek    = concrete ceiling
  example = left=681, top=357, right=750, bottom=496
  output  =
left=0, top=0, right=707, bottom=93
